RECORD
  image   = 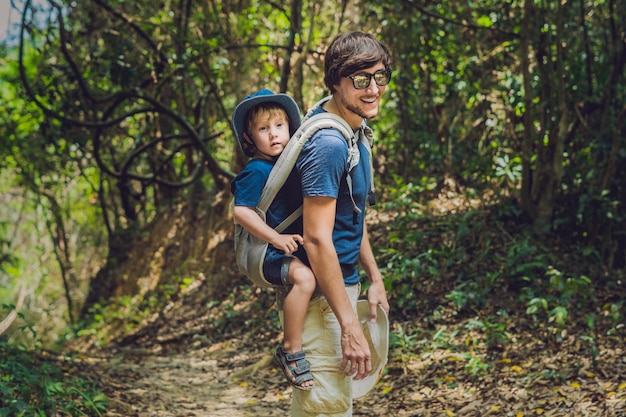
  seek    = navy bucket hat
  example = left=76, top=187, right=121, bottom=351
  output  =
left=232, top=89, right=302, bottom=157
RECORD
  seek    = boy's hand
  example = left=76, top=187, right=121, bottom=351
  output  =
left=271, top=234, right=304, bottom=254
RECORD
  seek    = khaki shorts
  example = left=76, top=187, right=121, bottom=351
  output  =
left=278, top=284, right=360, bottom=417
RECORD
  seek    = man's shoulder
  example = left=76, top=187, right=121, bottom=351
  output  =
left=311, top=126, right=348, bottom=141
left=299, top=107, right=350, bottom=164
left=305, top=107, right=352, bottom=143
left=304, top=129, right=349, bottom=157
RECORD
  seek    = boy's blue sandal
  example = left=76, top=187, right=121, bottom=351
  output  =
left=274, top=345, right=314, bottom=390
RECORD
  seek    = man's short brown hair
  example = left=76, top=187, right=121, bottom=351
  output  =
left=324, top=31, right=392, bottom=94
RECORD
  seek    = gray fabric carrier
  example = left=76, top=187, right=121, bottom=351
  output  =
left=234, top=112, right=352, bottom=288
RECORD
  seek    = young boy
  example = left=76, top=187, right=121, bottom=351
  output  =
left=230, top=89, right=315, bottom=390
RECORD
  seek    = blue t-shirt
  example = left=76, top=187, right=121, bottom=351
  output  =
left=231, top=158, right=302, bottom=233
left=295, top=108, right=372, bottom=285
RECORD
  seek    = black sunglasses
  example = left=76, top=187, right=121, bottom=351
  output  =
left=345, top=69, right=392, bottom=90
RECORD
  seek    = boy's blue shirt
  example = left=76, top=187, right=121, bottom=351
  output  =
left=231, top=158, right=303, bottom=235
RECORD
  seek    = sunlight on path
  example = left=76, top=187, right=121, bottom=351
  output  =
left=100, top=349, right=292, bottom=417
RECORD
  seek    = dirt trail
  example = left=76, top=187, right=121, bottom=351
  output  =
left=93, top=337, right=626, bottom=417
left=96, top=346, right=399, bottom=417
left=99, top=347, right=292, bottom=417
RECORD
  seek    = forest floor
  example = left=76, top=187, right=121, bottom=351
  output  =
left=86, top=335, right=626, bottom=417
left=66, top=195, right=626, bottom=417
left=71, top=280, right=625, bottom=417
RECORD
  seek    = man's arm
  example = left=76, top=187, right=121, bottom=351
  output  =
left=358, top=223, right=390, bottom=319
left=302, top=196, right=372, bottom=380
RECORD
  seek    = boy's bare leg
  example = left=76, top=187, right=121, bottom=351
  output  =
left=281, top=258, right=316, bottom=388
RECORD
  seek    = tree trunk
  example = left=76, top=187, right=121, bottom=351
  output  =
left=520, top=0, right=533, bottom=216
left=523, top=1, right=568, bottom=232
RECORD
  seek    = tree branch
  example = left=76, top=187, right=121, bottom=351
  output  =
left=402, top=0, right=520, bottom=39
left=0, top=285, right=28, bottom=336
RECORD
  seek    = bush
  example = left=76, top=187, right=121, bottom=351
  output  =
left=0, top=339, right=108, bottom=417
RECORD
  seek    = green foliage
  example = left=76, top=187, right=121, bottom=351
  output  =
left=0, top=339, right=108, bottom=416
left=465, top=313, right=511, bottom=349
left=389, top=324, right=421, bottom=361
left=521, top=266, right=599, bottom=342
left=494, top=155, right=523, bottom=187
left=462, top=354, right=491, bottom=378
left=369, top=0, right=626, bottom=262
left=0, top=221, right=16, bottom=272
left=75, top=286, right=181, bottom=346
left=376, top=173, right=623, bottom=356
left=75, top=297, right=138, bottom=345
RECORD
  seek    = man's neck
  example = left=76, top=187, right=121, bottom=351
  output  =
left=323, top=97, right=362, bottom=130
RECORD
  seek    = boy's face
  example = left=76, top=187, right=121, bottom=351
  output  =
left=245, top=108, right=290, bottom=161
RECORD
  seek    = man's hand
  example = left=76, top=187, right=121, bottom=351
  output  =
left=358, top=224, right=390, bottom=321
left=367, top=280, right=389, bottom=321
left=340, top=321, right=372, bottom=380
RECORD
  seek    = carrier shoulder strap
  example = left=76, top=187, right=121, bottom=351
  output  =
left=255, top=113, right=354, bottom=219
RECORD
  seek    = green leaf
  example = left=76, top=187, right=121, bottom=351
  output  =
left=476, top=15, right=493, bottom=27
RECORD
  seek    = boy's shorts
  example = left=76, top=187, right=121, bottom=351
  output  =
left=262, top=247, right=294, bottom=286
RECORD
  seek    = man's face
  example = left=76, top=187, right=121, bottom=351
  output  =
left=334, top=62, right=388, bottom=123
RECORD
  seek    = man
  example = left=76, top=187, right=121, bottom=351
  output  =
left=281, top=31, right=392, bottom=416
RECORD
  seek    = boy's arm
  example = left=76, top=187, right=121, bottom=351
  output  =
left=233, top=205, right=302, bottom=254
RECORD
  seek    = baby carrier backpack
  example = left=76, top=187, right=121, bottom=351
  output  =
left=233, top=98, right=374, bottom=288
left=235, top=97, right=374, bottom=288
